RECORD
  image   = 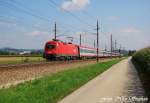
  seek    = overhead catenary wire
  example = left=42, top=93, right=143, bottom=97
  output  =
left=0, top=0, right=50, bottom=22
left=0, top=16, right=50, bottom=31
left=73, top=2, right=96, bottom=21
left=48, top=0, right=94, bottom=28
left=10, top=0, right=83, bottom=35
left=9, top=0, right=94, bottom=35
left=0, top=0, right=76, bottom=36
left=0, top=0, right=97, bottom=47
left=47, top=0, right=97, bottom=36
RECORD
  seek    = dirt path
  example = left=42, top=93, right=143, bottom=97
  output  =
left=59, top=58, right=148, bottom=103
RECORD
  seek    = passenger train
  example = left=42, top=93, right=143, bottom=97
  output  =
left=43, top=39, right=120, bottom=60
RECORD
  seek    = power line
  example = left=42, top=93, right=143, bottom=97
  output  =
left=10, top=0, right=81, bottom=34
left=0, top=0, right=50, bottom=22
left=1, top=0, right=96, bottom=46
left=0, top=16, right=50, bottom=31
left=12, top=0, right=78, bottom=30
left=73, top=3, right=96, bottom=21
left=1, top=0, right=96, bottom=32
left=48, top=0, right=94, bottom=28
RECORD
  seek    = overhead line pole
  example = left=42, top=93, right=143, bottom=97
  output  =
left=105, top=44, right=107, bottom=51
left=115, top=40, right=117, bottom=50
left=110, top=34, right=113, bottom=57
left=54, top=22, right=56, bottom=40
left=94, top=40, right=95, bottom=48
left=96, top=20, right=99, bottom=62
left=115, top=40, right=117, bottom=55
left=80, top=34, right=81, bottom=46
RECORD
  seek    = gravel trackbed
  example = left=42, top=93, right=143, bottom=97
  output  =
left=0, top=59, right=110, bottom=88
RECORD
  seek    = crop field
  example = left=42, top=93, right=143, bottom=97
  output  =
left=0, top=56, right=44, bottom=65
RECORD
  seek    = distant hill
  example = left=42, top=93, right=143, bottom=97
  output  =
left=0, top=47, right=43, bottom=55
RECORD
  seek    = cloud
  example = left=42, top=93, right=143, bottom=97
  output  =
left=61, top=0, right=90, bottom=11
left=121, top=27, right=140, bottom=33
left=28, top=30, right=49, bottom=36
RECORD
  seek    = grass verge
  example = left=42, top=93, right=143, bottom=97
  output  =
left=0, top=58, right=123, bottom=103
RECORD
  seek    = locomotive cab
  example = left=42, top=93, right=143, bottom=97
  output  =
left=46, top=44, right=56, bottom=50
left=43, top=41, right=57, bottom=59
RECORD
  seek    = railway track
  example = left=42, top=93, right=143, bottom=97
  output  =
left=0, top=58, right=115, bottom=89
left=0, top=59, right=100, bottom=88
left=0, top=59, right=94, bottom=69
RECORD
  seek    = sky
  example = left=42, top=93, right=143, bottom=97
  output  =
left=0, top=0, right=150, bottom=50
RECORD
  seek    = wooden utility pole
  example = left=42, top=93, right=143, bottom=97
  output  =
left=54, top=22, right=56, bottom=40
left=96, top=20, right=99, bottom=62
left=80, top=34, right=81, bottom=46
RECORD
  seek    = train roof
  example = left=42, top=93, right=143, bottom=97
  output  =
left=46, top=40, right=78, bottom=46
left=79, top=45, right=98, bottom=50
left=46, top=39, right=101, bottom=50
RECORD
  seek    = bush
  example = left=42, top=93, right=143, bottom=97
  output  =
left=132, top=47, right=150, bottom=98
left=132, top=47, right=150, bottom=73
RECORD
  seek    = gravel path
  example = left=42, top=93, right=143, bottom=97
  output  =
left=59, top=58, right=148, bottom=103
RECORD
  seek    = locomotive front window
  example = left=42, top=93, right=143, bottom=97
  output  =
left=46, top=44, right=55, bottom=50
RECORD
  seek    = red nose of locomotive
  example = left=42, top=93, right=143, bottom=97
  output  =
left=45, top=44, right=56, bottom=53
left=43, top=41, right=57, bottom=59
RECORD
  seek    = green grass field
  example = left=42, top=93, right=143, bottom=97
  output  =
left=0, top=56, right=45, bottom=65
left=0, top=58, right=123, bottom=103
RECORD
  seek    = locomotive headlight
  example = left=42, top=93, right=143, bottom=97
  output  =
left=56, top=43, right=58, bottom=46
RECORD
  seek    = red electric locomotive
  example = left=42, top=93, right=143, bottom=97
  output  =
left=43, top=40, right=79, bottom=60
